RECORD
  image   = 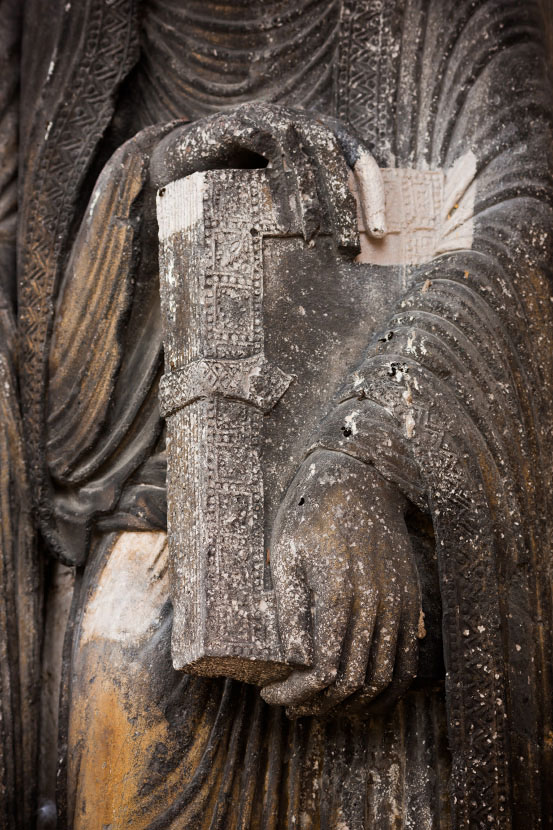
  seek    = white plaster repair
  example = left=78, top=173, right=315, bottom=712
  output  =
left=157, top=173, right=206, bottom=241
left=351, top=150, right=476, bottom=265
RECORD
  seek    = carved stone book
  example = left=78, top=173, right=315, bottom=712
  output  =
left=157, top=170, right=293, bottom=684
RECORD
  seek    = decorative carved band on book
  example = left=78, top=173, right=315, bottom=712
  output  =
left=158, top=356, right=292, bottom=417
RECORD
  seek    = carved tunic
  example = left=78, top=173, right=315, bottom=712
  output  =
left=6, top=0, right=553, bottom=827
left=137, top=0, right=339, bottom=120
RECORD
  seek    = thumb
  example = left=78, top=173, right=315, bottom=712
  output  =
left=271, top=537, right=313, bottom=668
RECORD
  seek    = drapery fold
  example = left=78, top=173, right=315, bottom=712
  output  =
left=14, top=0, right=553, bottom=825
left=311, top=182, right=553, bottom=830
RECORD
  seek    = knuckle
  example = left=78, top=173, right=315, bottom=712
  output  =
left=367, top=664, right=394, bottom=698
left=314, top=665, right=338, bottom=688
left=335, top=676, right=364, bottom=699
left=286, top=646, right=312, bottom=666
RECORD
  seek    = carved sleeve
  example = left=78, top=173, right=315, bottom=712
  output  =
left=311, top=5, right=553, bottom=827
left=45, top=125, right=174, bottom=564
left=0, top=2, right=42, bottom=823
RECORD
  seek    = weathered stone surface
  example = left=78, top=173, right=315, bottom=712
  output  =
left=157, top=170, right=291, bottom=683
left=4, top=0, right=553, bottom=827
left=157, top=165, right=471, bottom=685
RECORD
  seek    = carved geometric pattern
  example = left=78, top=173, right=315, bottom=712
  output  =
left=336, top=0, right=397, bottom=165
left=17, top=0, right=140, bottom=558
left=158, top=356, right=292, bottom=417
left=157, top=170, right=291, bottom=682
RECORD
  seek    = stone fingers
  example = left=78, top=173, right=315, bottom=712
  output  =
left=149, top=112, right=280, bottom=187
left=150, top=103, right=361, bottom=253
left=343, top=554, right=421, bottom=716
left=269, top=537, right=313, bottom=669
left=352, top=152, right=386, bottom=239
left=363, top=529, right=423, bottom=711
left=310, top=113, right=386, bottom=240
left=295, top=120, right=360, bottom=254
left=274, top=121, right=323, bottom=244
left=285, top=554, right=379, bottom=717
left=361, top=601, right=420, bottom=718
left=361, top=539, right=423, bottom=712
left=261, top=543, right=352, bottom=709
left=240, top=106, right=355, bottom=249
left=357, top=595, right=402, bottom=704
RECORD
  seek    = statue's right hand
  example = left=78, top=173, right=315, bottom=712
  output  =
left=149, top=102, right=386, bottom=256
left=260, top=449, right=422, bottom=718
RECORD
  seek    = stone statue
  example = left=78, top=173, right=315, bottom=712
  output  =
left=1, top=0, right=553, bottom=827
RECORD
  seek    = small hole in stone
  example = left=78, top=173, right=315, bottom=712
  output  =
left=250, top=228, right=259, bottom=236
left=159, top=187, right=166, bottom=197
left=298, top=497, right=305, bottom=506
left=341, top=426, right=352, bottom=438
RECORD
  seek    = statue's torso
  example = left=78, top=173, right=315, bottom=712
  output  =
left=134, top=0, right=339, bottom=124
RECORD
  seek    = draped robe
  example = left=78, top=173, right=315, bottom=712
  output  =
left=11, top=0, right=553, bottom=827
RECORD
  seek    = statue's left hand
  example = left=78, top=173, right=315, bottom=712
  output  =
left=149, top=102, right=386, bottom=256
left=260, top=449, right=422, bottom=718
